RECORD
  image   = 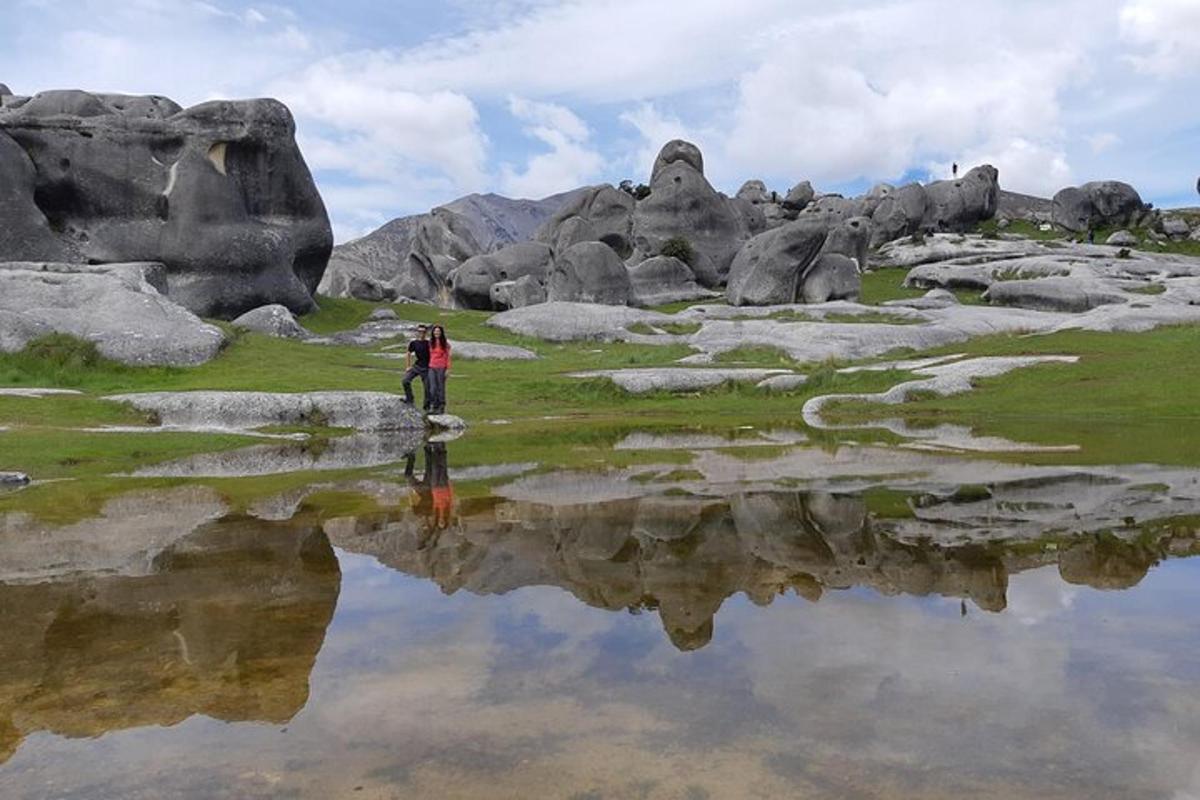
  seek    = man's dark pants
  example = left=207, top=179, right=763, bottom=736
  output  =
left=402, top=366, right=429, bottom=409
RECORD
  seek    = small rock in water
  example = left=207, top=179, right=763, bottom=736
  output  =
left=0, top=472, right=30, bottom=487
left=427, top=413, right=467, bottom=430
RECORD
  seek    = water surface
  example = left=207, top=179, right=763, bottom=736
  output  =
left=2, top=435, right=1199, bottom=799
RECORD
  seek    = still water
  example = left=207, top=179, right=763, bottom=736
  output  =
left=2, top=433, right=1200, bottom=799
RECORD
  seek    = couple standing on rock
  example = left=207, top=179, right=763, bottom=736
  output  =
left=402, top=323, right=452, bottom=414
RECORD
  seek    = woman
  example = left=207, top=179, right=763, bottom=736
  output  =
left=427, top=324, right=451, bottom=414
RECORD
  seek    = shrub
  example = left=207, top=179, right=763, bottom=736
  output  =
left=909, top=230, right=926, bottom=246
left=23, top=334, right=103, bottom=369
left=659, top=236, right=695, bottom=266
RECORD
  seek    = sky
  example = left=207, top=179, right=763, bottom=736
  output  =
left=2, top=0, right=1198, bottom=242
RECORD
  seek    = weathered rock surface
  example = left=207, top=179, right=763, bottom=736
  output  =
left=651, top=139, right=705, bottom=182
left=571, top=368, right=793, bottom=394
left=921, top=165, right=1000, bottom=231
left=231, top=304, right=311, bottom=339
left=449, top=341, right=538, bottom=361
left=631, top=142, right=744, bottom=288
left=997, top=189, right=1054, bottom=224
left=104, top=391, right=427, bottom=432
left=1162, top=216, right=1192, bottom=239
left=726, top=218, right=828, bottom=306
left=736, top=180, right=772, bottom=205
left=488, top=302, right=670, bottom=342
left=1052, top=181, right=1145, bottom=232
left=628, top=255, right=717, bottom=307
left=1106, top=230, right=1139, bottom=247
left=820, top=216, right=872, bottom=271
left=800, top=253, right=861, bottom=304
left=870, top=183, right=928, bottom=247
left=490, top=274, right=547, bottom=310
left=783, top=181, right=815, bottom=211
left=547, top=241, right=632, bottom=305
left=534, top=185, right=635, bottom=258
left=452, top=241, right=553, bottom=310
left=983, top=278, right=1129, bottom=313
left=0, top=261, right=225, bottom=366
left=0, top=89, right=333, bottom=318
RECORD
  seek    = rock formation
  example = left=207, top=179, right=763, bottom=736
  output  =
left=627, top=256, right=716, bottom=307
left=921, top=165, right=1000, bottom=231
left=1052, top=181, right=1145, bottom=232
left=725, top=218, right=830, bottom=306
left=452, top=241, right=554, bottom=310
left=547, top=241, right=633, bottom=305
left=0, top=88, right=333, bottom=319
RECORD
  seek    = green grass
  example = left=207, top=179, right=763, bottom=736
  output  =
left=860, top=268, right=985, bottom=306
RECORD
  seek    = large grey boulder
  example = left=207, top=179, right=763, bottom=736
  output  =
left=628, top=256, right=717, bottom=307
left=783, top=181, right=815, bottom=211
left=452, top=241, right=553, bottom=310
left=651, top=139, right=704, bottom=182
left=1162, top=217, right=1191, bottom=239
left=1052, top=181, right=1144, bottom=233
left=800, top=253, right=861, bottom=304
left=798, top=195, right=864, bottom=227
left=922, top=165, right=1000, bottom=231
left=726, top=218, right=828, bottom=306
left=820, top=216, right=872, bottom=272
left=983, top=278, right=1129, bottom=313
left=534, top=185, right=635, bottom=258
left=1106, top=230, right=1139, bottom=247
left=857, top=183, right=895, bottom=217
left=105, top=391, right=426, bottom=432
left=631, top=143, right=744, bottom=288
left=0, top=261, right=225, bottom=366
left=231, top=304, right=311, bottom=339
left=736, top=180, right=772, bottom=205
left=547, top=241, right=632, bottom=305
left=870, top=183, right=928, bottom=247
left=490, top=273, right=547, bottom=310
left=395, top=207, right=483, bottom=305
left=0, top=90, right=333, bottom=319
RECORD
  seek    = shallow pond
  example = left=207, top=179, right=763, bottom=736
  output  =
left=2, top=433, right=1200, bottom=799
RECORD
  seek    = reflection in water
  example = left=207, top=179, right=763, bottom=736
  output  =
left=3, top=439, right=1200, bottom=798
left=0, top=503, right=340, bottom=766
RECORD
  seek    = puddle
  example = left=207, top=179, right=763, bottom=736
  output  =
left=3, top=435, right=1200, bottom=798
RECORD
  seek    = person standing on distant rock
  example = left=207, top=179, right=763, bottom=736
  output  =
left=427, top=324, right=452, bottom=414
left=402, top=324, right=431, bottom=410
left=952, top=162, right=958, bottom=178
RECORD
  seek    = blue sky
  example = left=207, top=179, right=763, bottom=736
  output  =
left=2, top=0, right=1198, bottom=242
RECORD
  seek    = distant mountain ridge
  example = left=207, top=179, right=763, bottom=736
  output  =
left=319, top=189, right=589, bottom=298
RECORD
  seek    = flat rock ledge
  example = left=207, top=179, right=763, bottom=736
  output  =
left=572, top=367, right=796, bottom=394
left=104, top=391, right=427, bottom=432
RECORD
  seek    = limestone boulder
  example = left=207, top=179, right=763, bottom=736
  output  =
left=231, top=304, right=311, bottom=339
left=922, top=165, right=1000, bottom=232
left=547, top=242, right=632, bottom=305
left=0, top=261, right=225, bottom=366
left=490, top=273, right=547, bottom=310
left=736, top=180, right=772, bottom=205
left=800, top=253, right=861, bottom=304
left=1162, top=217, right=1191, bottom=239
left=396, top=207, right=483, bottom=305
left=983, top=278, right=1129, bottom=313
left=820, top=216, right=872, bottom=272
left=0, top=90, right=333, bottom=319
left=1106, top=230, right=1139, bottom=247
left=726, top=218, right=828, bottom=306
left=452, top=241, right=553, bottom=310
left=631, top=145, right=744, bottom=288
left=870, top=183, right=928, bottom=247
left=535, top=185, right=635, bottom=258
left=628, top=256, right=717, bottom=307
left=783, top=181, right=815, bottom=211
left=1052, top=181, right=1144, bottom=232
left=858, top=183, right=895, bottom=217
left=651, top=139, right=704, bottom=182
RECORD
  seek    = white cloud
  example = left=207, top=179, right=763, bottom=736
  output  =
left=498, top=96, right=604, bottom=198
left=1088, top=132, right=1122, bottom=154
left=1120, top=0, right=1200, bottom=75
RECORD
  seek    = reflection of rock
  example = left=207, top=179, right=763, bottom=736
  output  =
left=0, top=506, right=340, bottom=765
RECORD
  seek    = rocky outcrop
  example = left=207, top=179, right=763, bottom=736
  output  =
left=921, top=165, right=1000, bottom=231
left=631, top=142, right=745, bottom=288
left=231, top=304, right=311, bottom=339
left=800, top=253, right=861, bottom=303
left=627, top=255, right=717, bottom=307
left=452, top=241, right=553, bottom=310
left=725, top=218, right=829, bottom=306
left=0, top=89, right=333, bottom=319
left=0, top=261, right=225, bottom=366
left=820, top=216, right=872, bottom=272
left=783, top=180, right=815, bottom=211
left=870, top=182, right=928, bottom=247
left=547, top=241, right=632, bottom=305
left=490, top=274, right=547, bottom=310
left=534, top=185, right=635, bottom=258
left=321, top=189, right=585, bottom=303
left=1052, top=181, right=1145, bottom=233
left=982, top=278, right=1129, bottom=313
left=104, top=391, right=427, bottom=432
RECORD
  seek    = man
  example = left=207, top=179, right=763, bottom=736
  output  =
left=402, top=324, right=431, bottom=410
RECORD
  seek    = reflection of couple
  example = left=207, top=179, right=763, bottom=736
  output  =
left=404, top=442, right=455, bottom=538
